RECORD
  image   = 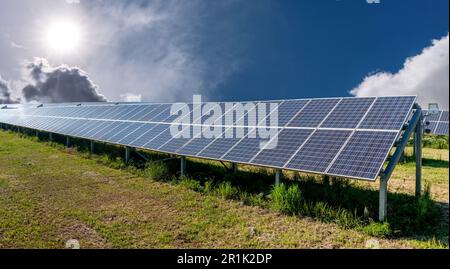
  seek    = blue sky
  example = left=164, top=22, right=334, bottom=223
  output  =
left=0, top=0, right=448, bottom=107
left=215, top=0, right=449, bottom=101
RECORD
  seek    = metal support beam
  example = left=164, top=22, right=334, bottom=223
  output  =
left=379, top=177, right=388, bottom=221
left=35, top=130, right=39, bottom=137
left=231, top=163, right=238, bottom=173
left=125, top=146, right=131, bottom=163
left=90, top=141, right=94, bottom=153
left=378, top=105, right=422, bottom=221
left=49, top=133, right=53, bottom=141
left=275, top=169, right=282, bottom=185
left=414, top=114, right=423, bottom=197
left=66, top=136, right=70, bottom=147
left=180, top=156, right=186, bottom=176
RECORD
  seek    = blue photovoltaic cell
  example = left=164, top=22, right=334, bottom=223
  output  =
left=118, top=123, right=153, bottom=145
left=106, top=122, right=138, bottom=142
left=142, top=126, right=173, bottom=150
left=359, top=96, right=415, bottom=130
left=424, top=111, right=441, bottom=122
left=73, top=120, right=98, bottom=137
left=117, top=105, right=142, bottom=120
left=222, top=128, right=268, bottom=163
left=197, top=127, right=244, bottom=159
left=321, top=98, right=375, bottom=128
left=287, top=98, right=340, bottom=127
left=286, top=130, right=351, bottom=173
left=276, top=100, right=309, bottom=126
left=82, top=121, right=111, bottom=137
left=97, top=122, right=128, bottom=141
left=158, top=126, right=194, bottom=153
left=435, top=122, right=448, bottom=135
left=328, top=131, right=398, bottom=180
left=90, top=121, right=117, bottom=140
left=177, top=137, right=217, bottom=156
left=129, top=105, right=159, bottom=121
left=127, top=123, right=163, bottom=147
left=440, top=111, right=449, bottom=122
left=251, top=128, right=312, bottom=168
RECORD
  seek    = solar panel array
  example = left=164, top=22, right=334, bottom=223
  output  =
left=0, top=96, right=416, bottom=181
left=423, top=110, right=449, bottom=135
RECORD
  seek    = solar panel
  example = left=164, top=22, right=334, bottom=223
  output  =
left=251, top=128, right=312, bottom=168
left=423, top=110, right=449, bottom=135
left=359, top=96, right=416, bottom=130
left=327, top=131, right=398, bottom=180
left=0, top=96, right=417, bottom=180
left=285, top=129, right=352, bottom=173
left=435, top=122, right=448, bottom=135
left=287, top=98, right=340, bottom=127
left=321, top=97, right=375, bottom=128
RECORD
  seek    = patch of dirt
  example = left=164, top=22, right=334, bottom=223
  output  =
left=59, top=220, right=111, bottom=249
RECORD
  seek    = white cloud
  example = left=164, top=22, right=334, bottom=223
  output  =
left=11, top=41, right=24, bottom=49
left=120, top=93, right=142, bottom=102
left=65, top=0, right=80, bottom=4
left=351, top=33, right=449, bottom=109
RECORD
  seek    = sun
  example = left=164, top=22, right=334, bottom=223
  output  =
left=45, top=20, right=82, bottom=54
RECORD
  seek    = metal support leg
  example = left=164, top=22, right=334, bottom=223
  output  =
left=231, top=163, right=238, bottom=173
left=415, top=117, right=422, bottom=197
left=90, top=141, right=94, bottom=153
left=35, top=130, right=39, bottom=137
left=125, top=146, right=131, bottom=163
left=379, top=177, right=388, bottom=221
left=275, top=169, right=282, bottom=185
left=66, top=136, right=70, bottom=147
left=180, top=156, right=186, bottom=176
left=49, top=133, right=53, bottom=141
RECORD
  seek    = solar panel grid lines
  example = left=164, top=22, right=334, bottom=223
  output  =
left=250, top=128, right=313, bottom=168
left=323, top=96, right=378, bottom=174
left=285, top=129, right=352, bottom=173
left=436, top=122, right=449, bottom=135
left=215, top=100, right=286, bottom=162
left=124, top=106, right=181, bottom=146
left=358, top=96, right=416, bottom=130
left=139, top=102, right=198, bottom=149
left=441, top=111, right=449, bottom=122
left=130, top=104, right=161, bottom=121
left=165, top=103, right=238, bottom=155
left=194, top=102, right=262, bottom=158
left=283, top=99, right=312, bottom=127
left=327, top=131, right=399, bottom=180
left=117, top=123, right=154, bottom=145
left=423, top=110, right=449, bottom=135
left=287, top=98, right=341, bottom=127
left=275, top=98, right=344, bottom=168
left=263, top=99, right=307, bottom=127
left=321, top=97, right=375, bottom=128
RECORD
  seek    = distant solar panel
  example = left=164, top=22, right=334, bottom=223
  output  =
left=423, top=109, right=449, bottom=135
left=0, top=96, right=416, bottom=180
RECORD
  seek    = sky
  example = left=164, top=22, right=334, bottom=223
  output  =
left=0, top=0, right=448, bottom=108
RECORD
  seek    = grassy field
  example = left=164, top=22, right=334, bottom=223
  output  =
left=0, top=129, right=448, bottom=249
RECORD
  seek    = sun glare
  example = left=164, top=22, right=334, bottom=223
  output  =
left=45, top=20, right=81, bottom=54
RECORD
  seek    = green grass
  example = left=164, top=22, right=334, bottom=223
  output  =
left=0, top=129, right=448, bottom=249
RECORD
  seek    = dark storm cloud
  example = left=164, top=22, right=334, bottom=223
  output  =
left=22, top=57, right=107, bottom=103
left=0, top=75, right=19, bottom=104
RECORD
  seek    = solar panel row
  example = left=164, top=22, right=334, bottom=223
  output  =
left=0, top=96, right=416, bottom=180
left=423, top=110, right=449, bottom=135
